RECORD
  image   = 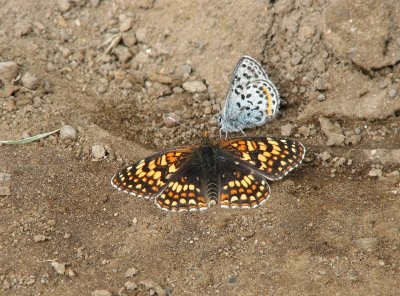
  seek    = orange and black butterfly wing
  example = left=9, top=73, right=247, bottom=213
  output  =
left=217, top=154, right=271, bottom=209
left=111, top=146, right=197, bottom=199
left=218, top=137, right=305, bottom=181
left=155, top=160, right=209, bottom=212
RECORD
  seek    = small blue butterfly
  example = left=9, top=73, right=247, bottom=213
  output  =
left=218, top=56, right=280, bottom=134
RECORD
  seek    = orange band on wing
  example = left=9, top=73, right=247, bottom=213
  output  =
left=262, top=85, right=273, bottom=116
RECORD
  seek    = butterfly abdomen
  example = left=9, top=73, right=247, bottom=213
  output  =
left=199, top=145, right=219, bottom=205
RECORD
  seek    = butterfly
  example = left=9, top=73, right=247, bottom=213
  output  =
left=111, top=136, right=305, bottom=212
left=217, top=55, right=280, bottom=134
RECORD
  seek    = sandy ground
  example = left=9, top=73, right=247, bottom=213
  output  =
left=0, top=0, right=399, bottom=295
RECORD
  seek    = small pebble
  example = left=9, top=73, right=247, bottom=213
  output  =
left=92, top=290, right=112, bottom=296
left=135, top=27, right=147, bottom=43
left=15, top=22, right=32, bottom=37
left=92, top=145, right=106, bottom=159
left=317, top=93, right=326, bottom=102
left=122, top=33, right=137, bottom=47
left=290, top=52, right=303, bottom=65
left=182, top=80, right=207, bottom=93
left=119, top=18, right=132, bottom=32
left=162, top=113, right=180, bottom=127
left=134, top=52, right=149, bottom=64
left=21, top=72, right=39, bottom=90
left=125, top=267, right=138, bottom=277
left=51, top=261, right=66, bottom=275
left=388, top=88, right=398, bottom=98
left=0, top=61, right=19, bottom=82
left=319, top=151, right=331, bottom=161
left=175, top=64, right=192, bottom=77
left=354, top=127, right=362, bottom=135
left=280, top=123, right=294, bottom=137
left=368, top=168, right=382, bottom=177
left=124, top=281, right=138, bottom=291
left=114, top=46, right=132, bottom=63
left=33, top=234, right=49, bottom=242
left=57, top=0, right=71, bottom=12
left=59, top=125, right=77, bottom=141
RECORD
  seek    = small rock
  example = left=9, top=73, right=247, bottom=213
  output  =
left=290, top=52, right=303, bottom=65
left=124, top=281, right=138, bottom=291
left=182, top=80, right=207, bottom=93
left=162, top=113, right=180, bottom=127
left=125, top=267, right=138, bottom=277
left=172, top=86, right=183, bottom=94
left=204, top=106, right=212, bottom=115
left=122, top=33, right=136, bottom=47
left=92, top=145, right=106, bottom=159
left=0, top=172, right=11, bottom=183
left=114, top=46, right=132, bottom=63
left=354, top=127, right=362, bottom=135
left=0, top=61, right=19, bottom=82
left=15, top=22, right=32, bottom=37
left=135, top=27, right=147, bottom=43
left=319, top=151, right=331, bottom=162
left=59, top=125, right=77, bottom=141
left=119, top=18, right=132, bottom=32
left=346, top=134, right=362, bottom=145
left=317, top=93, right=326, bottom=102
left=388, top=88, right=398, bottom=98
left=354, top=237, right=378, bottom=252
left=387, top=170, right=399, bottom=177
left=92, top=290, right=112, bottom=296
left=32, top=97, right=43, bottom=107
left=33, top=234, right=49, bottom=242
left=51, top=261, right=66, bottom=275
left=298, top=126, right=310, bottom=137
left=90, top=0, right=100, bottom=7
left=319, top=117, right=345, bottom=146
left=175, top=64, right=192, bottom=77
left=140, top=280, right=166, bottom=296
left=368, top=168, right=382, bottom=177
left=66, top=267, right=76, bottom=277
left=134, top=52, right=149, bottom=64
left=57, top=0, right=71, bottom=12
left=21, top=72, right=39, bottom=90
left=280, top=123, right=294, bottom=137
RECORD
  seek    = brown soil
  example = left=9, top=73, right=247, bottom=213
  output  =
left=0, top=0, right=399, bottom=295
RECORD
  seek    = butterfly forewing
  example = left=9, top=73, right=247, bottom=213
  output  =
left=111, top=146, right=196, bottom=199
left=218, top=137, right=306, bottom=181
left=217, top=155, right=271, bottom=209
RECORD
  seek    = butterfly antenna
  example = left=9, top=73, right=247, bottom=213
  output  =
left=163, top=115, right=202, bottom=138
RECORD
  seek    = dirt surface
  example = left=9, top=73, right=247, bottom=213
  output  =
left=1, top=0, right=400, bottom=295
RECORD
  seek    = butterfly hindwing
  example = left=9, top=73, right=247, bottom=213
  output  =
left=111, top=146, right=196, bottom=199
left=218, top=137, right=306, bottom=181
left=217, top=155, right=271, bottom=209
left=155, top=161, right=209, bottom=212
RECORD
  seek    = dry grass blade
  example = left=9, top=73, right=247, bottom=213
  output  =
left=0, top=129, right=60, bottom=145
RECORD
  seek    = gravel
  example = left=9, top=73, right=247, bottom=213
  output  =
left=280, top=123, right=294, bottom=137
left=114, top=46, right=132, bottom=63
left=91, top=145, right=106, bottom=159
left=119, top=18, right=132, bottom=32
left=125, top=266, right=138, bottom=277
left=175, top=64, right=192, bottom=77
left=319, top=117, right=345, bottom=146
left=59, top=125, right=78, bottom=141
left=124, top=281, right=138, bottom=291
left=21, top=72, right=39, bottom=90
left=122, top=32, right=136, bottom=47
left=33, top=234, right=49, bottom=242
left=317, top=93, right=326, bottom=102
left=388, top=88, right=398, bottom=98
left=134, top=52, right=149, bottom=64
left=135, top=27, right=147, bottom=43
left=182, top=80, right=207, bottom=93
left=368, top=168, right=382, bottom=177
left=162, top=113, right=180, bottom=127
left=51, top=261, right=66, bottom=275
left=0, top=61, right=19, bottom=82
left=57, top=0, right=71, bottom=12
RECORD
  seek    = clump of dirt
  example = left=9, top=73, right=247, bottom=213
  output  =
left=0, top=0, right=399, bottom=295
